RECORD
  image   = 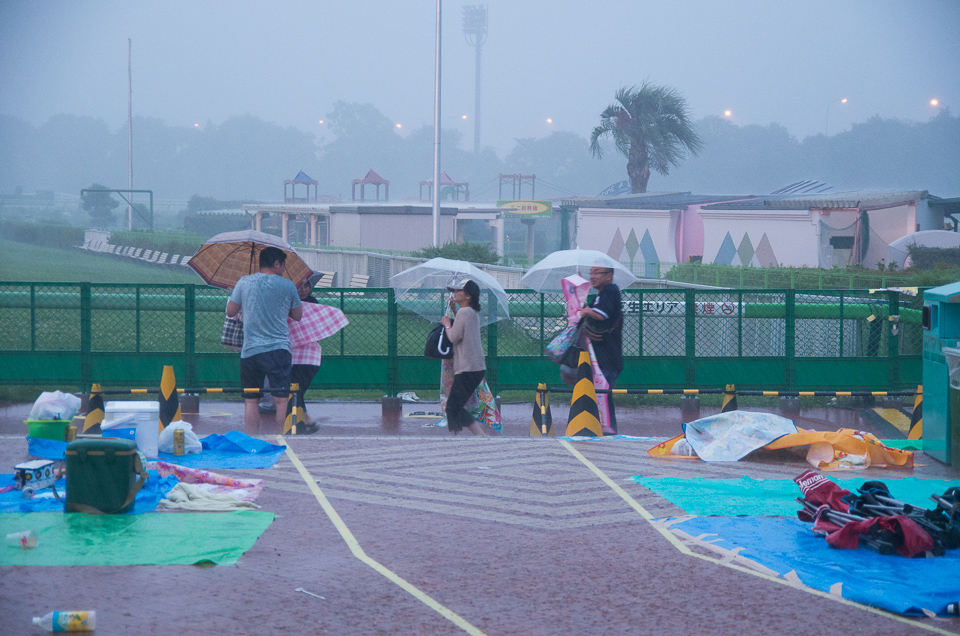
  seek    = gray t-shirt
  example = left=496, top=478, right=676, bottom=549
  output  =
left=228, top=273, right=301, bottom=359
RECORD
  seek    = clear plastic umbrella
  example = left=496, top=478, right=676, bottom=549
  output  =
left=388, top=257, right=510, bottom=326
left=519, top=249, right=638, bottom=291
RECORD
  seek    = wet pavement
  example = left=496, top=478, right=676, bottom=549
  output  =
left=1, top=397, right=958, bottom=635
left=0, top=395, right=919, bottom=440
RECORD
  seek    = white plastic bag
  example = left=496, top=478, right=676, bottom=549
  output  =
left=157, top=421, right=202, bottom=455
left=28, top=390, right=81, bottom=421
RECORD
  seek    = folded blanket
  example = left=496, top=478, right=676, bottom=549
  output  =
left=158, top=482, right=261, bottom=511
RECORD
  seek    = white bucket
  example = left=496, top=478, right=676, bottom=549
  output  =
left=104, top=401, right=160, bottom=458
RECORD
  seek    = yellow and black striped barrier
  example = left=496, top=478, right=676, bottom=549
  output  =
left=565, top=351, right=602, bottom=437
left=82, top=368, right=309, bottom=435
left=531, top=383, right=553, bottom=437
left=540, top=387, right=917, bottom=398
left=532, top=383, right=921, bottom=436
left=908, top=385, right=923, bottom=440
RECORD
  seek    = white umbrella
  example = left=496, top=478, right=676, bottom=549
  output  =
left=519, top=249, right=638, bottom=291
left=389, top=257, right=510, bottom=326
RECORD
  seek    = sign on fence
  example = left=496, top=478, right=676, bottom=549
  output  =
left=625, top=299, right=742, bottom=316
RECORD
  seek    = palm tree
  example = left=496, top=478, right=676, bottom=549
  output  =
left=590, top=83, right=703, bottom=193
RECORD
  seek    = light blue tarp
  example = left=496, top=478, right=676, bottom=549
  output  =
left=669, top=516, right=960, bottom=616
left=634, top=476, right=960, bottom=517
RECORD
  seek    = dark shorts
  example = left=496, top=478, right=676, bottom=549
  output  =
left=240, top=349, right=292, bottom=399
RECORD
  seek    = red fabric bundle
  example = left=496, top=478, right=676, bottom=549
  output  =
left=794, top=470, right=851, bottom=513
left=825, top=516, right=935, bottom=558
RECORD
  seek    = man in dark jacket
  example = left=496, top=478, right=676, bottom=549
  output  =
left=578, top=266, right=623, bottom=434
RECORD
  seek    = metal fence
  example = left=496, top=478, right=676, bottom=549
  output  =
left=0, top=283, right=922, bottom=394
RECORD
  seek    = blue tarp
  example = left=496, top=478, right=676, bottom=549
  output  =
left=26, top=437, right=68, bottom=460
left=155, top=431, right=285, bottom=469
left=0, top=471, right=177, bottom=514
left=27, top=431, right=286, bottom=470
left=634, top=476, right=960, bottom=517
left=669, top=516, right=960, bottom=616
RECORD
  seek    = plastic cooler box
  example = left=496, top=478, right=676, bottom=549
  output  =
left=104, top=401, right=160, bottom=458
left=26, top=420, right=70, bottom=441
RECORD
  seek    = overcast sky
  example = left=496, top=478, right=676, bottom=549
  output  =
left=2, top=0, right=958, bottom=156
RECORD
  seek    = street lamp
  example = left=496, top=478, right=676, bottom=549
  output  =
left=825, top=98, right=847, bottom=136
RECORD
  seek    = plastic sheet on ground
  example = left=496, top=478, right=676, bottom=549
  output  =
left=683, top=411, right=798, bottom=461
left=648, top=424, right=914, bottom=470
left=150, top=462, right=264, bottom=503
left=666, top=516, right=960, bottom=616
left=0, top=510, right=274, bottom=566
left=765, top=428, right=914, bottom=469
left=156, top=431, right=285, bottom=469
left=634, top=476, right=960, bottom=517
left=0, top=471, right=178, bottom=514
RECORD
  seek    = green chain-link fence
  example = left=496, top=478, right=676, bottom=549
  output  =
left=0, top=283, right=923, bottom=394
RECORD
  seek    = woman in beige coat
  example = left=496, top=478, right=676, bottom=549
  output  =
left=440, top=279, right=487, bottom=436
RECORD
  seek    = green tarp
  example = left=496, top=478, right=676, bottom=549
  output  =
left=633, top=476, right=960, bottom=517
left=0, top=511, right=273, bottom=566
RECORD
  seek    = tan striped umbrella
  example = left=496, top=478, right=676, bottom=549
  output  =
left=187, top=230, right=312, bottom=290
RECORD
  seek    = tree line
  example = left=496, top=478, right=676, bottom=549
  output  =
left=1, top=101, right=957, bottom=213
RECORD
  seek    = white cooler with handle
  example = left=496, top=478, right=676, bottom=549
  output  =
left=104, top=401, right=160, bottom=458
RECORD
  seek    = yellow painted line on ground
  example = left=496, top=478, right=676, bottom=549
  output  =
left=278, top=437, right=486, bottom=636
left=558, top=439, right=953, bottom=635
left=873, top=408, right=913, bottom=434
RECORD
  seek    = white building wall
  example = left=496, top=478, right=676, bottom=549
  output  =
left=330, top=214, right=362, bottom=248
left=699, top=208, right=820, bottom=267
left=349, top=214, right=455, bottom=252
left=576, top=208, right=678, bottom=262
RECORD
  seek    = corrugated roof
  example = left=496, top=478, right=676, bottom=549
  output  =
left=559, top=192, right=756, bottom=209
left=702, top=190, right=928, bottom=211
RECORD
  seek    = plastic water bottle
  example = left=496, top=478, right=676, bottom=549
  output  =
left=32, top=611, right=96, bottom=632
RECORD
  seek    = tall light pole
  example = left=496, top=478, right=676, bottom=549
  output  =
left=462, top=5, right=487, bottom=157
left=432, top=0, right=442, bottom=247
left=825, top=97, right=847, bottom=137
left=127, top=38, right=133, bottom=230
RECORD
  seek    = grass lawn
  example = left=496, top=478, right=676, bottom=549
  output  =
left=0, top=239, right=200, bottom=284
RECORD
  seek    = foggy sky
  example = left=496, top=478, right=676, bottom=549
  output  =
left=1, top=0, right=958, bottom=157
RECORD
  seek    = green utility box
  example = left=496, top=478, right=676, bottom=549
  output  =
left=921, top=281, right=960, bottom=465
